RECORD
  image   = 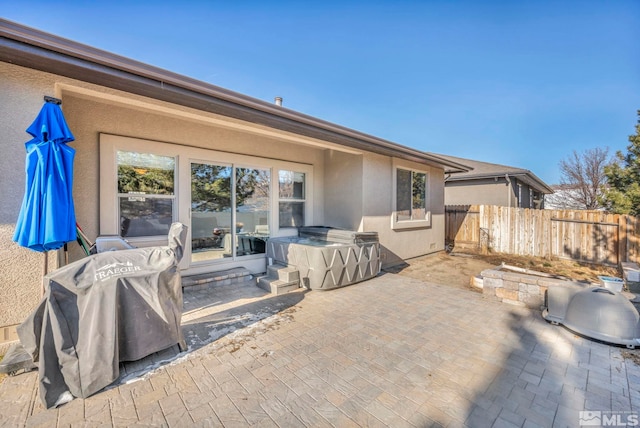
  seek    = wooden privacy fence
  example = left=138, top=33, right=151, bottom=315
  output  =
left=445, top=205, right=640, bottom=266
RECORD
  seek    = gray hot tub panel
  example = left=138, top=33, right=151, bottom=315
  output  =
left=267, top=236, right=381, bottom=290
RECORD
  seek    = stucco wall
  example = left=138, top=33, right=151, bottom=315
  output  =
left=361, top=153, right=446, bottom=267
left=0, top=62, right=62, bottom=332
left=323, top=150, right=363, bottom=230
left=445, top=177, right=544, bottom=209
left=445, top=178, right=515, bottom=207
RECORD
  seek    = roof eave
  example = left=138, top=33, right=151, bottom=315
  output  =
left=447, top=171, right=553, bottom=194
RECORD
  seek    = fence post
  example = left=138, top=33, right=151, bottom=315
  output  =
left=479, top=205, right=488, bottom=254
left=546, top=209, right=552, bottom=260
left=618, top=215, right=627, bottom=264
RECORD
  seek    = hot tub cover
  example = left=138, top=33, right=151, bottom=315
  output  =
left=543, top=286, right=640, bottom=348
left=17, top=223, right=188, bottom=408
left=298, top=226, right=379, bottom=245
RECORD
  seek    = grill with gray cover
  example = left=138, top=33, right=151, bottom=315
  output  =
left=2, top=223, right=188, bottom=408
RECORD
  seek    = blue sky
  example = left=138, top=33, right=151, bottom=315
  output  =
left=2, top=1, right=639, bottom=184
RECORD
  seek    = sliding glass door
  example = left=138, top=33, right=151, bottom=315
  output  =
left=190, top=162, right=270, bottom=263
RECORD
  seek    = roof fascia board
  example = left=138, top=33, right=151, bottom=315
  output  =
left=446, top=171, right=553, bottom=194
left=446, top=171, right=527, bottom=181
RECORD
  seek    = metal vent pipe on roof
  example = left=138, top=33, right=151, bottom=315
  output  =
left=274, top=97, right=282, bottom=106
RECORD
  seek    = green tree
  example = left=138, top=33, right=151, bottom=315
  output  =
left=191, top=164, right=232, bottom=212
left=190, top=165, right=267, bottom=212
left=601, top=110, right=640, bottom=215
left=118, top=165, right=174, bottom=194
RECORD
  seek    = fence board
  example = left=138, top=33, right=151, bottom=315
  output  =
left=444, top=205, right=480, bottom=249
left=444, top=205, right=638, bottom=266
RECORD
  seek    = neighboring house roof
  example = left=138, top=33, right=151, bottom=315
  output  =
left=436, top=154, right=554, bottom=194
left=0, top=18, right=470, bottom=174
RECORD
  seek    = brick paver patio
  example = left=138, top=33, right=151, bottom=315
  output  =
left=1, top=273, right=639, bottom=427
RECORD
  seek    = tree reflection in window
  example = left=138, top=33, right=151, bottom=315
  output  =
left=396, top=168, right=427, bottom=221
left=191, top=164, right=232, bottom=212
left=117, top=151, right=174, bottom=194
left=279, top=170, right=305, bottom=227
left=116, top=151, right=175, bottom=237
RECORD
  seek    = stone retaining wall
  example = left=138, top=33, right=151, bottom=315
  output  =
left=481, top=267, right=583, bottom=309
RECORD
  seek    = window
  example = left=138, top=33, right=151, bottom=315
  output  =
left=530, top=190, right=534, bottom=209
left=279, top=170, right=305, bottom=227
left=517, top=183, right=522, bottom=207
left=393, top=166, right=430, bottom=229
left=117, top=151, right=176, bottom=237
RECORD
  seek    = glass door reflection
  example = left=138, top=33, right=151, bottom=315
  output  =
left=190, top=162, right=232, bottom=262
left=235, top=168, right=270, bottom=256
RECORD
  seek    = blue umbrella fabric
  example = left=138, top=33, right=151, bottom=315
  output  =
left=13, top=102, right=77, bottom=252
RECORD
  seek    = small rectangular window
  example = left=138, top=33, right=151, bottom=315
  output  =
left=393, top=166, right=430, bottom=229
left=279, top=170, right=305, bottom=227
left=117, top=151, right=176, bottom=237
left=396, top=169, right=427, bottom=222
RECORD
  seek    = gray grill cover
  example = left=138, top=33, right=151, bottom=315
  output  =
left=17, top=223, right=188, bottom=408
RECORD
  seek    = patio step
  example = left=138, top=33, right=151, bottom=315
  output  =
left=257, top=277, right=300, bottom=295
left=182, top=267, right=253, bottom=291
left=257, top=264, right=300, bottom=295
left=267, top=264, right=300, bottom=283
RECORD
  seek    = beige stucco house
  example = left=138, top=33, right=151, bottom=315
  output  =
left=438, top=154, right=553, bottom=209
left=0, top=19, right=470, bottom=351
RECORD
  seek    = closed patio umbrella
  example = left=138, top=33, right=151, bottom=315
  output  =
left=13, top=99, right=76, bottom=256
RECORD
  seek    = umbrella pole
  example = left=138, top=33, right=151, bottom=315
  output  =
left=42, top=251, right=48, bottom=297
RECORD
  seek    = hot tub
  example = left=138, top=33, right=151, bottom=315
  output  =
left=267, top=227, right=381, bottom=290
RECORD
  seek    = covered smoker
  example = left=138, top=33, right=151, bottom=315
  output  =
left=15, top=223, right=188, bottom=408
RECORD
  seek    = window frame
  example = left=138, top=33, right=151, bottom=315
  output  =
left=391, top=160, right=431, bottom=230
left=116, top=150, right=178, bottom=239
left=277, top=170, right=307, bottom=229
left=100, top=136, right=182, bottom=247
